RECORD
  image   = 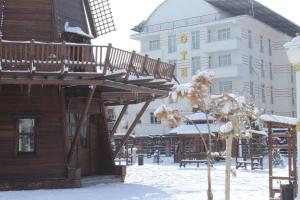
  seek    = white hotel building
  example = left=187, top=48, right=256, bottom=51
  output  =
left=115, top=0, right=300, bottom=136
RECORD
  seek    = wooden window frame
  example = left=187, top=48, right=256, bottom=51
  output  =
left=16, top=117, right=38, bottom=155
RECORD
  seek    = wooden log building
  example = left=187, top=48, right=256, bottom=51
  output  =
left=0, top=0, right=175, bottom=190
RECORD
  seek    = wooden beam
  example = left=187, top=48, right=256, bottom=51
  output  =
left=102, top=80, right=168, bottom=96
left=66, top=86, right=96, bottom=165
left=109, top=104, right=128, bottom=139
left=0, top=78, right=104, bottom=86
left=113, top=100, right=151, bottom=158
left=125, top=50, right=137, bottom=81
left=141, top=54, right=150, bottom=76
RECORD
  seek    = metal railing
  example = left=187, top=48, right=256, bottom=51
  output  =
left=0, top=40, right=175, bottom=81
left=131, top=13, right=222, bottom=35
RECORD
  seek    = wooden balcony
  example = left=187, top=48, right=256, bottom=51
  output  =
left=0, top=40, right=175, bottom=82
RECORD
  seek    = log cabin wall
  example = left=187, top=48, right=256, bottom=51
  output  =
left=3, top=0, right=55, bottom=41
left=0, top=85, right=66, bottom=180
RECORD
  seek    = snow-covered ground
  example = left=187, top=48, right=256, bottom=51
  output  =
left=0, top=157, right=288, bottom=200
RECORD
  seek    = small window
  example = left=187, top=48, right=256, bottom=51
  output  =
left=191, top=56, right=201, bottom=75
left=168, top=35, right=177, bottom=53
left=207, top=30, right=212, bottom=43
left=291, top=66, right=294, bottom=82
left=260, top=35, right=264, bottom=53
left=149, top=40, right=160, bottom=51
left=191, top=31, right=200, bottom=49
left=18, top=118, right=37, bottom=153
left=261, top=84, right=265, bottom=103
left=269, top=63, right=273, bottom=80
left=292, top=88, right=295, bottom=105
left=219, top=55, right=231, bottom=67
left=268, top=39, right=272, bottom=56
left=217, top=28, right=231, bottom=41
left=270, top=86, right=274, bottom=104
left=250, top=81, right=254, bottom=97
left=248, top=30, right=252, bottom=49
left=249, top=56, right=253, bottom=74
left=219, top=81, right=232, bottom=93
left=261, top=59, right=264, bottom=77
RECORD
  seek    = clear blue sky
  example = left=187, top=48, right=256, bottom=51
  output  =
left=96, top=0, right=300, bottom=51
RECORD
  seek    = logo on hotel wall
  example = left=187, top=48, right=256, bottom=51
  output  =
left=180, top=34, right=188, bottom=44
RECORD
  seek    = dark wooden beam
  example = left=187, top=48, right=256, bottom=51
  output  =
left=125, top=50, right=137, bottom=81
left=109, top=104, right=128, bottom=139
left=113, top=100, right=151, bottom=158
left=102, top=80, right=168, bottom=96
left=66, top=86, right=96, bottom=165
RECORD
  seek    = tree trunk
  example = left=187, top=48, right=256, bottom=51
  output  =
left=225, top=133, right=234, bottom=200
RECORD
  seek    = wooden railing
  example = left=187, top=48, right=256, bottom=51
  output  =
left=0, top=40, right=175, bottom=81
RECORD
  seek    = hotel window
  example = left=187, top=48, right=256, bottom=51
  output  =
left=261, top=59, right=264, bottom=78
left=217, top=28, right=231, bottom=41
left=268, top=39, right=272, bottom=56
left=219, top=54, right=231, bottom=67
left=291, top=66, right=294, bottom=82
left=219, top=81, right=232, bottom=93
left=208, top=56, right=212, bottom=68
left=270, top=86, right=274, bottom=104
left=248, top=30, right=252, bottom=49
left=249, top=56, right=253, bottom=74
left=207, top=30, right=212, bottom=42
left=18, top=118, right=37, bottom=153
left=150, top=112, right=161, bottom=124
left=169, top=59, right=177, bottom=76
left=260, top=35, right=264, bottom=53
left=261, top=84, right=266, bottom=103
left=191, top=56, right=201, bottom=75
left=191, top=31, right=200, bottom=49
left=269, top=63, right=273, bottom=80
left=149, top=40, right=160, bottom=51
left=250, top=81, right=254, bottom=97
left=168, top=35, right=177, bottom=53
left=292, top=88, right=295, bottom=105
left=292, top=111, right=296, bottom=118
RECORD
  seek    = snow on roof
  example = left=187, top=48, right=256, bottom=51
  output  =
left=168, top=124, right=220, bottom=135
left=242, top=129, right=267, bottom=136
left=284, top=35, right=300, bottom=48
left=260, top=114, right=297, bottom=126
left=64, top=22, right=94, bottom=39
left=185, top=112, right=214, bottom=121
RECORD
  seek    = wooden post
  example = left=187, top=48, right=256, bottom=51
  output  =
left=125, top=50, right=137, bottom=81
left=61, top=41, right=66, bottom=72
left=30, top=39, right=35, bottom=71
left=114, top=100, right=151, bottom=158
left=141, top=54, right=149, bottom=76
left=109, top=104, right=128, bottom=139
left=66, top=86, right=96, bottom=165
left=104, top=43, right=112, bottom=75
left=154, top=58, right=161, bottom=78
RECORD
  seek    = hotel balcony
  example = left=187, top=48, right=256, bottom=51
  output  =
left=202, top=38, right=240, bottom=53
left=206, top=65, right=240, bottom=79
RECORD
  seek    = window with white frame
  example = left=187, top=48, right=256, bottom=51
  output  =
left=248, top=30, right=252, bottom=49
left=191, top=56, right=201, bottom=75
left=219, top=81, right=232, bottom=93
left=250, top=81, right=254, bottom=96
left=217, top=28, right=231, bottom=41
left=149, top=40, right=160, bottom=51
left=18, top=118, right=37, bottom=153
left=249, top=56, right=253, bottom=74
left=169, top=59, right=177, bottom=76
left=268, top=39, right=272, bottom=56
left=168, top=35, right=177, bottom=53
left=260, top=35, right=264, bottom=53
left=261, top=59, right=264, bottom=78
left=219, top=54, right=231, bottom=67
left=261, top=84, right=265, bottom=103
left=191, top=31, right=200, bottom=49
left=269, top=62, right=273, bottom=80
left=270, top=86, right=274, bottom=104
left=208, top=56, right=212, bottom=68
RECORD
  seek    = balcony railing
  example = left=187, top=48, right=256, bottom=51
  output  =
left=0, top=40, right=175, bottom=81
left=131, top=13, right=222, bottom=35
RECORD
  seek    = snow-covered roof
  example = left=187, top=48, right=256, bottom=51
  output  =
left=168, top=124, right=220, bottom=135
left=64, top=22, right=94, bottom=39
left=242, top=129, right=267, bottom=136
left=185, top=112, right=214, bottom=121
left=260, top=114, right=297, bottom=126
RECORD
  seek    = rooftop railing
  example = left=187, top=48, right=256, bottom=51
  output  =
left=131, top=13, right=222, bottom=35
left=0, top=40, right=175, bottom=81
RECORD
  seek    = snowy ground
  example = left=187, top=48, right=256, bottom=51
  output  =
left=0, top=157, right=288, bottom=200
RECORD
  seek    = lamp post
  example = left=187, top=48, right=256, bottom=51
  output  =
left=284, top=34, right=300, bottom=199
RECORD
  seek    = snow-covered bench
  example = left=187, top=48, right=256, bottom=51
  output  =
left=179, top=159, right=212, bottom=168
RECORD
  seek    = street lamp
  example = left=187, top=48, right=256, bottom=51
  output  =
left=284, top=34, right=300, bottom=199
